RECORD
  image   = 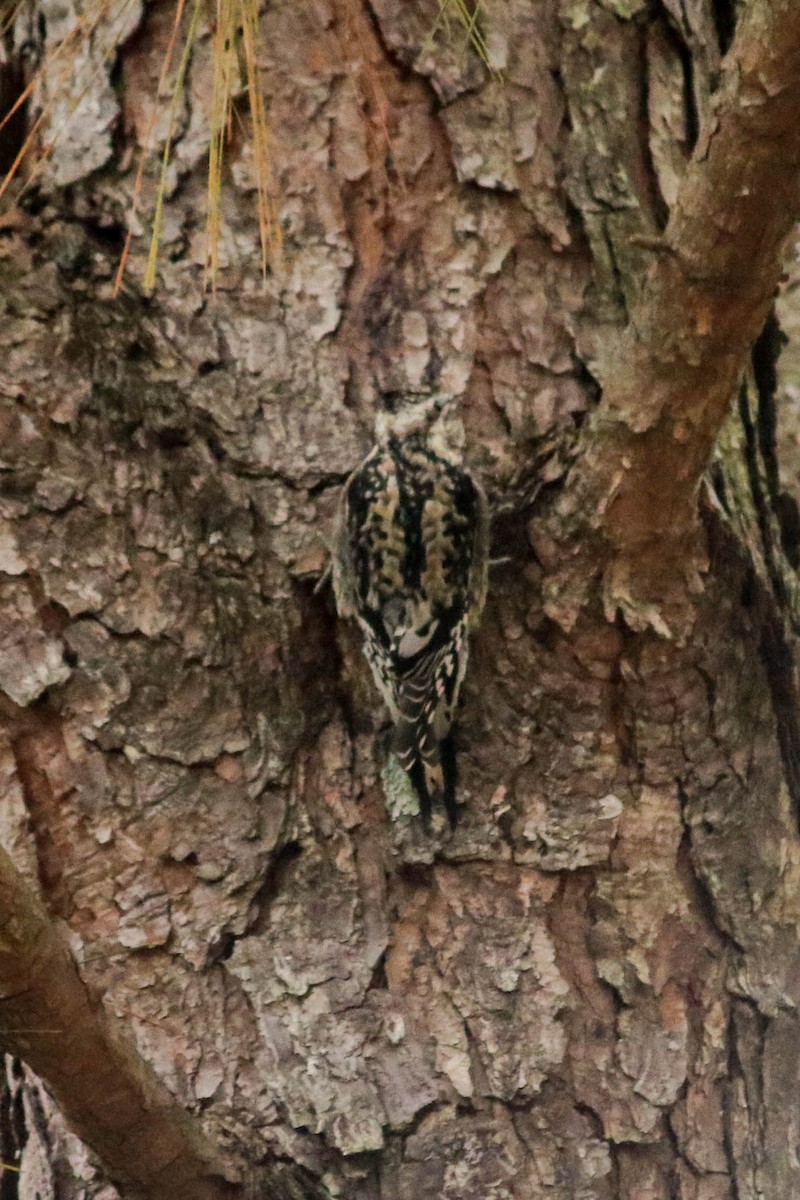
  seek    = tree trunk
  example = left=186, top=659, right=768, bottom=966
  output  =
left=2, top=0, right=800, bottom=1196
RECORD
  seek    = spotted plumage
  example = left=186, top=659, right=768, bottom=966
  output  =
left=332, top=399, right=488, bottom=828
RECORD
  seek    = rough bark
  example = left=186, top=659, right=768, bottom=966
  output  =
left=0, top=838, right=324, bottom=1199
left=1, top=0, right=800, bottom=1197
left=552, top=0, right=800, bottom=635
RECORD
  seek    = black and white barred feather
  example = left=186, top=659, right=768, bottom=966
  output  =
left=332, top=398, right=488, bottom=828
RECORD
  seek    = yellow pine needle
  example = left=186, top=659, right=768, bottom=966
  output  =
left=0, top=0, right=137, bottom=205
left=0, top=104, right=51, bottom=205
left=204, top=0, right=237, bottom=290
left=6, top=0, right=138, bottom=208
left=420, top=0, right=495, bottom=73
left=239, top=0, right=280, bottom=282
left=0, top=18, right=86, bottom=194
left=3, top=0, right=282, bottom=291
left=204, top=0, right=281, bottom=291
left=143, top=0, right=203, bottom=294
left=456, top=0, right=490, bottom=63
left=113, top=0, right=188, bottom=296
left=0, top=19, right=85, bottom=168
left=0, top=0, right=25, bottom=41
left=431, top=0, right=454, bottom=38
left=0, top=1163, right=20, bottom=1173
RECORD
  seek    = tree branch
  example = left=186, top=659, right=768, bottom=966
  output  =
left=0, top=843, right=324, bottom=1200
left=558, top=0, right=800, bottom=633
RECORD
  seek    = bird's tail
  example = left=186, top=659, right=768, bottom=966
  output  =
left=392, top=721, right=458, bottom=830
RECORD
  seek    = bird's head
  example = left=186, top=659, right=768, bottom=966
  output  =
left=375, top=395, right=465, bottom=462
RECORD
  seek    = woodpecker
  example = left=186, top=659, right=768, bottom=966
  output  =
left=332, top=398, right=488, bottom=828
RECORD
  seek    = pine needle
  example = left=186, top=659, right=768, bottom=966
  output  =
left=203, top=0, right=280, bottom=291
left=1, top=0, right=488, bottom=293
left=0, top=0, right=136, bottom=206
left=2, top=0, right=282, bottom=292
left=143, top=0, right=203, bottom=294
left=0, top=18, right=86, bottom=199
left=113, top=0, right=188, bottom=296
left=0, top=0, right=27, bottom=44
left=420, top=0, right=495, bottom=73
left=204, top=0, right=237, bottom=290
left=239, top=0, right=281, bottom=283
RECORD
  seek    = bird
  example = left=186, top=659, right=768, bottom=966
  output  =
left=331, top=396, right=488, bottom=829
